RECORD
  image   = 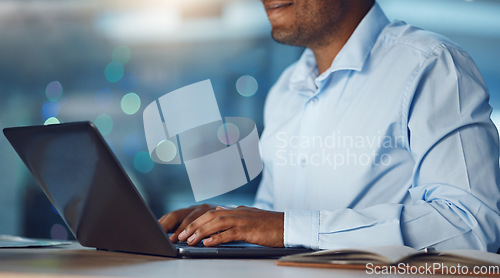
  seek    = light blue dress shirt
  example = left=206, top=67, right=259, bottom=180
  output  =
left=254, top=2, right=500, bottom=252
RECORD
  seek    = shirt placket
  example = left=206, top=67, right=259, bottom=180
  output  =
left=293, top=86, right=321, bottom=208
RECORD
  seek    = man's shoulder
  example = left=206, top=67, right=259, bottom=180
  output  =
left=379, top=21, right=465, bottom=58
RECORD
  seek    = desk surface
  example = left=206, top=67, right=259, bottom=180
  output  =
left=0, top=243, right=370, bottom=278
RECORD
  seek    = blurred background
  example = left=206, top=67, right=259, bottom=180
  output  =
left=0, top=0, right=499, bottom=240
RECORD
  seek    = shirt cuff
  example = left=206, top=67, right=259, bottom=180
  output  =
left=284, top=209, right=320, bottom=249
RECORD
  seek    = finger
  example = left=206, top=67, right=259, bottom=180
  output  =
left=160, top=212, right=192, bottom=243
left=186, top=215, right=238, bottom=245
left=178, top=210, right=217, bottom=241
left=158, top=212, right=183, bottom=233
left=203, top=228, right=242, bottom=247
left=180, top=210, right=235, bottom=242
left=170, top=210, right=203, bottom=242
left=159, top=205, right=198, bottom=231
left=181, top=209, right=238, bottom=242
left=169, top=204, right=215, bottom=242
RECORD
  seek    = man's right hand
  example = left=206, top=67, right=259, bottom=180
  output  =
left=158, top=204, right=217, bottom=243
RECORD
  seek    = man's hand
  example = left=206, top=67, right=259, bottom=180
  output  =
left=158, top=204, right=217, bottom=243
left=176, top=206, right=284, bottom=247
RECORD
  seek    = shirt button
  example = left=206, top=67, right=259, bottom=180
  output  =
left=299, top=158, right=307, bottom=167
left=310, top=97, right=318, bottom=104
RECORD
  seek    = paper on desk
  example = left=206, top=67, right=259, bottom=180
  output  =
left=0, top=235, right=71, bottom=248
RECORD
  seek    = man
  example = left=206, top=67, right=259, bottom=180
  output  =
left=159, top=0, right=500, bottom=252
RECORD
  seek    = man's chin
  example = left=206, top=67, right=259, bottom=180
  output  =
left=271, top=29, right=302, bottom=46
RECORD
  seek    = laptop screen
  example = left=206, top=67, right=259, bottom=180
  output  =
left=4, top=122, right=176, bottom=257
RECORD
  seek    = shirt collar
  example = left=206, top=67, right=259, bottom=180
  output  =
left=290, top=2, right=390, bottom=89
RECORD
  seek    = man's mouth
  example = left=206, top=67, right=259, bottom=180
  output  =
left=263, top=1, right=294, bottom=11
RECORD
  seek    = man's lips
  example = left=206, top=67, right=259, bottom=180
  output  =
left=263, top=1, right=294, bottom=11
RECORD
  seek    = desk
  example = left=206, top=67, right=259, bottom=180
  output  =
left=0, top=243, right=369, bottom=278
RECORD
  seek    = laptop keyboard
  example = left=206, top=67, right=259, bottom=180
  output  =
left=175, top=240, right=263, bottom=249
left=175, top=241, right=205, bottom=248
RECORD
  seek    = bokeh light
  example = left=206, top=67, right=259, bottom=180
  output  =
left=134, top=151, right=154, bottom=174
left=236, top=75, right=258, bottom=97
left=44, top=117, right=60, bottom=125
left=121, top=134, right=142, bottom=157
left=95, top=88, right=114, bottom=108
left=217, top=123, right=240, bottom=145
left=94, top=114, right=113, bottom=136
left=112, top=45, right=131, bottom=65
left=50, top=224, right=68, bottom=240
left=45, top=81, right=63, bottom=102
left=121, top=92, right=141, bottom=115
left=41, top=101, right=60, bottom=120
left=155, top=140, right=177, bottom=163
left=105, top=61, right=124, bottom=83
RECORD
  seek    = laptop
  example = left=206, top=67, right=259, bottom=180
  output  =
left=3, top=121, right=311, bottom=258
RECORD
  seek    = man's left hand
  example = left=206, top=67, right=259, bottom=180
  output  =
left=176, top=206, right=284, bottom=247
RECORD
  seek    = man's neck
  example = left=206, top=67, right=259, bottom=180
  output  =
left=311, top=35, right=349, bottom=76
left=311, top=1, right=374, bottom=75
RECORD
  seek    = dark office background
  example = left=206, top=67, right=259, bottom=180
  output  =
left=0, top=0, right=499, bottom=240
